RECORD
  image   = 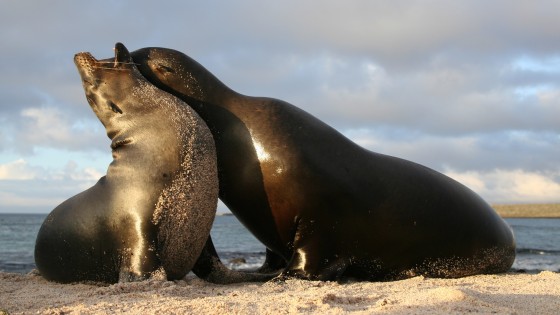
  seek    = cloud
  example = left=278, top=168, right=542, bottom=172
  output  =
left=1, top=0, right=559, bottom=210
left=201, top=49, right=559, bottom=138
left=0, top=179, right=95, bottom=213
left=176, top=1, right=560, bottom=70
left=446, top=169, right=560, bottom=204
left=0, top=159, right=103, bottom=213
left=343, top=128, right=560, bottom=174
left=2, top=106, right=107, bottom=155
left=0, top=159, right=103, bottom=181
left=0, top=159, right=40, bottom=180
left=19, top=107, right=100, bottom=151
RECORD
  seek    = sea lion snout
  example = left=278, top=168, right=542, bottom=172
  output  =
left=74, top=52, right=96, bottom=73
left=74, top=52, right=100, bottom=91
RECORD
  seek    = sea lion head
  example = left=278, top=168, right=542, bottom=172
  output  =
left=74, top=43, right=144, bottom=141
left=130, top=47, right=231, bottom=103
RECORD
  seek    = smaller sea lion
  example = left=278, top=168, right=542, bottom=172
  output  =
left=34, top=43, right=218, bottom=283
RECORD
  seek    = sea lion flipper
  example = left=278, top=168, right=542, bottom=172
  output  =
left=114, top=42, right=132, bottom=65
left=280, top=255, right=350, bottom=282
left=192, top=236, right=278, bottom=284
left=256, top=248, right=287, bottom=274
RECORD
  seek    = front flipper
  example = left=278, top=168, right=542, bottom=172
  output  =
left=275, top=218, right=350, bottom=282
left=276, top=248, right=349, bottom=281
left=192, top=236, right=279, bottom=284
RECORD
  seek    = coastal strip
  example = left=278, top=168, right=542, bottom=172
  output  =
left=493, top=203, right=560, bottom=218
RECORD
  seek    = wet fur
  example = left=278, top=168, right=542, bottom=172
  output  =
left=34, top=44, right=218, bottom=283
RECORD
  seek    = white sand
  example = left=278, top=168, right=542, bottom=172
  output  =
left=1, top=271, right=559, bottom=314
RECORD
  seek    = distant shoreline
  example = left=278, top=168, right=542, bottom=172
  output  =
left=493, top=203, right=560, bottom=218
left=220, top=204, right=560, bottom=219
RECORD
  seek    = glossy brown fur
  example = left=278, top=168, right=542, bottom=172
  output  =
left=34, top=44, right=218, bottom=283
left=131, top=47, right=516, bottom=281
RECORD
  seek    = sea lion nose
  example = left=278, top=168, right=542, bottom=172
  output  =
left=74, top=52, right=98, bottom=77
left=74, top=52, right=97, bottom=65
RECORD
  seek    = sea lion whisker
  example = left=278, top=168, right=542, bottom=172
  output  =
left=93, top=67, right=132, bottom=71
left=97, top=61, right=140, bottom=65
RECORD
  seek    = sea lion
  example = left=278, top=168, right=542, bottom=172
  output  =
left=130, top=46, right=516, bottom=281
left=34, top=43, right=218, bottom=283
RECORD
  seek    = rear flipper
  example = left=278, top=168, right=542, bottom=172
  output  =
left=256, top=248, right=287, bottom=274
left=192, top=236, right=279, bottom=284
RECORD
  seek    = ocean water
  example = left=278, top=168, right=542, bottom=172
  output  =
left=0, top=214, right=558, bottom=274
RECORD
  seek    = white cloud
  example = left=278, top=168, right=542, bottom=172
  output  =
left=0, top=189, right=64, bottom=208
left=0, top=159, right=102, bottom=182
left=0, top=159, right=103, bottom=213
left=0, top=179, right=97, bottom=213
left=343, top=128, right=560, bottom=174
left=21, top=107, right=76, bottom=143
left=9, top=106, right=107, bottom=154
left=445, top=169, right=560, bottom=204
left=0, top=159, right=39, bottom=180
left=513, top=56, right=560, bottom=73
left=1, top=0, right=560, bottom=209
left=344, top=128, right=560, bottom=204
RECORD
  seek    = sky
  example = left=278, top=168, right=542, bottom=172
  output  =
left=1, top=0, right=559, bottom=213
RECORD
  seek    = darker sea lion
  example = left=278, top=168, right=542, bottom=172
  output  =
left=34, top=43, right=218, bottom=283
left=130, top=46, right=516, bottom=281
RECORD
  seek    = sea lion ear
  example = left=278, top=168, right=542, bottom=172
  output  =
left=114, top=42, right=132, bottom=65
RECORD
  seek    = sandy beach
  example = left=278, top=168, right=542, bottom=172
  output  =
left=1, top=270, right=559, bottom=314
left=2, top=204, right=558, bottom=314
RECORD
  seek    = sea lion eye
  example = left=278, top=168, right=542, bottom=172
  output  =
left=108, top=101, right=123, bottom=114
left=156, top=65, right=175, bottom=73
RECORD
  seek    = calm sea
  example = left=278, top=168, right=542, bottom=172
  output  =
left=0, top=214, right=559, bottom=274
